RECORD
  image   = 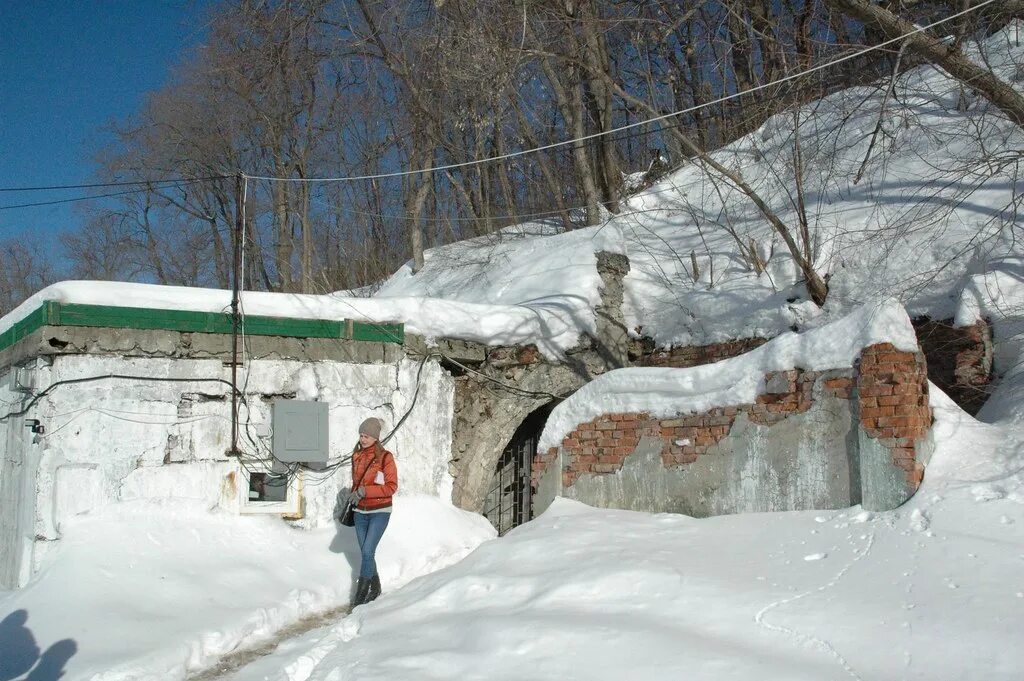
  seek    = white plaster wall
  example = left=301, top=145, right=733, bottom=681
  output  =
left=5, top=352, right=455, bottom=585
left=0, top=364, right=41, bottom=589
left=389, top=358, right=456, bottom=502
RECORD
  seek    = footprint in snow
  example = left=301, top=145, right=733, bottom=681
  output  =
left=851, top=511, right=873, bottom=523
left=971, top=485, right=1006, bottom=503
left=909, top=509, right=930, bottom=533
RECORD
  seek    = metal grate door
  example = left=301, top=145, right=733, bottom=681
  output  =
left=483, top=429, right=536, bottom=536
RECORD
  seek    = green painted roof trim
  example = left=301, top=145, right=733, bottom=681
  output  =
left=0, top=301, right=404, bottom=353
left=0, top=303, right=50, bottom=354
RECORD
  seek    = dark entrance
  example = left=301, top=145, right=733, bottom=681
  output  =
left=483, top=407, right=551, bottom=535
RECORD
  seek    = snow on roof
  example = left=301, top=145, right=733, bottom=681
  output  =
left=0, top=279, right=591, bottom=357
left=537, top=299, right=918, bottom=451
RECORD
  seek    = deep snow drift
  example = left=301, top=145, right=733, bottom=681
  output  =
left=0, top=496, right=494, bottom=680
left=3, top=382, right=1021, bottom=681
left=212, top=384, right=1024, bottom=681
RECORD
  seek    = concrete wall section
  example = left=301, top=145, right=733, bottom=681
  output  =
left=535, top=346, right=932, bottom=518
left=0, top=363, right=41, bottom=589
left=556, top=383, right=860, bottom=517
left=531, top=448, right=561, bottom=517
left=31, top=325, right=405, bottom=364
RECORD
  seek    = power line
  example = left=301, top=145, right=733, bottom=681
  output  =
left=244, top=0, right=998, bottom=184
left=0, top=175, right=230, bottom=193
left=0, top=178, right=221, bottom=211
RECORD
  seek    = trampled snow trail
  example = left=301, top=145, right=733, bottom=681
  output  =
left=753, top=531, right=876, bottom=681
left=188, top=605, right=351, bottom=681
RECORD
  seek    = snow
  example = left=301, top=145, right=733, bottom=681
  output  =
left=369, top=26, right=1024, bottom=351
left=206, top=381, right=1024, bottom=681
left=3, top=20, right=1024, bottom=681
left=3, top=28, right=1021, bottom=361
left=0, top=495, right=494, bottom=680
left=0, top=278, right=592, bottom=359
left=537, top=299, right=916, bottom=452
left=6, top=382, right=1018, bottom=681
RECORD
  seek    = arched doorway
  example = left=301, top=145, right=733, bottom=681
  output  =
left=482, top=406, right=552, bottom=535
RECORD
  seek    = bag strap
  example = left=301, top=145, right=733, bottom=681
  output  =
left=352, top=445, right=391, bottom=492
left=352, top=446, right=376, bottom=491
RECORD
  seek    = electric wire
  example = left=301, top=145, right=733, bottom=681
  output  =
left=2, top=2, right=997, bottom=221
left=40, top=407, right=228, bottom=440
left=231, top=175, right=293, bottom=481
left=244, top=0, right=999, bottom=184
left=0, top=175, right=231, bottom=192
left=0, top=374, right=242, bottom=422
left=0, top=177, right=226, bottom=211
left=306, top=170, right=709, bottom=225
left=296, top=351, right=433, bottom=489
left=0, top=369, right=278, bottom=477
left=320, top=290, right=574, bottom=401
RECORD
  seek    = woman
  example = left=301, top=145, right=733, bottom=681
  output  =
left=347, top=417, right=398, bottom=606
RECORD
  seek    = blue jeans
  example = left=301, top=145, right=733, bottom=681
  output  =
left=353, top=511, right=391, bottom=578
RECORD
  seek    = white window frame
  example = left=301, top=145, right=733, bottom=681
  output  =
left=239, top=465, right=303, bottom=517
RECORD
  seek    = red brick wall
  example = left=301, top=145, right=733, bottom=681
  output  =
left=638, top=337, right=768, bottom=368
left=533, top=345, right=931, bottom=496
left=857, top=343, right=932, bottom=486
left=912, top=317, right=992, bottom=415
left=533, top=368, right=857, bottom=490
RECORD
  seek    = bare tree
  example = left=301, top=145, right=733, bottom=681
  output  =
left=0, top=239, right=56, bottom=316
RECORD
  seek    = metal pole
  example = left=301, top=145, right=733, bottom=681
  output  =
left=230, top=173, right=243, bottom=457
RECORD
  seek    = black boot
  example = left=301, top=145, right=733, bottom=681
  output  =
left=365, top=575, right=381, bottom=603
left=353, top=577, right=371, bottom=606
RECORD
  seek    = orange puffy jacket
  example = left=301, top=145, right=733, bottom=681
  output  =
left=351, top=444, right=398, bottom=511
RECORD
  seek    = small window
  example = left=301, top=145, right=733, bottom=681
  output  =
left=239, top=467, right=302, bottom=517
left=248, top=472, right=288, bottom=502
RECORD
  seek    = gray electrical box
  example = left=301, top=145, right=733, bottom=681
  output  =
left=8, top=366, right=33, bottom=393
left=272, top=400, right=329, bottom=463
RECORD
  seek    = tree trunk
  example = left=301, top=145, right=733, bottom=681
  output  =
left=542, top=57, right=602, bottom=226
left=512, top=98, right=573, bottom=229
left=271, top=171, right=293, bottom=292
left=406, top=147, right=433, bottom=273
left=140, top=194, right=168, bottom=284
left=299, top=179, right=313, bottom=294
left=578, top=0, right=620, bottom=212
left=826, top=0, right=1024, bottom=127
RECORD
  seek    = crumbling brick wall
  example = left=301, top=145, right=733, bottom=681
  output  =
left=636, top=337, right=768, bottom=368
left=912, top=317, right=993, bottom=415
left=535, top=369, right=856, bottom=490
left=857, top=343, right=932, bottom=487
left=534, top=343, right=932, bottom=514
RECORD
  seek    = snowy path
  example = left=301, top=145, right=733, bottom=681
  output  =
left=188, top=605, right=351, bottom=681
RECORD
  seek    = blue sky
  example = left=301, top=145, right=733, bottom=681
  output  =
left=0, top=1, right=213, bottom=244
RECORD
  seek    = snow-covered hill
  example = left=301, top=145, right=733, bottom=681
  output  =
left=378, top=25, right=1024, bottom=352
